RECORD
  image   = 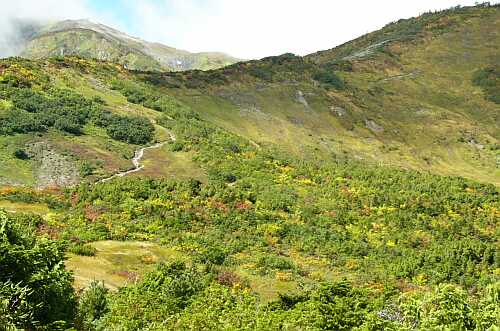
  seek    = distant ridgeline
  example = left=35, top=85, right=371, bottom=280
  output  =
left=6, top=18, right=240, bottom=71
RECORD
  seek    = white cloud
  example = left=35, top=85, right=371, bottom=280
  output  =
left=0, top=0, right=118, bottom=57
left=128, top=0, right=494, bottom=59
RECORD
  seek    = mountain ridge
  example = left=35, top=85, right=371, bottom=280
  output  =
left=8, top=18, right=241, bottom=71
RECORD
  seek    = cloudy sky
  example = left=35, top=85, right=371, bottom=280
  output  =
left=1, top=0, right=497, bottom=59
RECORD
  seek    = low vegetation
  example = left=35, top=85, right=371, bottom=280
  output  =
left=0, top=4, right=499, bottom=330
left=473, top=66, right=500, bottom=104
left=0, top=68, right=154, bottom=145
left=0, top=210, right=75, bottom=330
left=2, top=85, right=498, bottom=328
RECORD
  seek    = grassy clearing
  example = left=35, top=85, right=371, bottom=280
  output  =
left=0, top=200, right=49, bottom=215
left=133, top=144, right=206, bottom=181
left=0, top=135, right=36, bottom=186
left=66, top=241, right=187, bottom=290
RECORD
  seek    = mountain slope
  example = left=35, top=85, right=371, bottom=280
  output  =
left=0, top=4, right=498, bottom=188
left=149, top=3, right=499, bottom=184
left=15, top=19, right=240, bottom=71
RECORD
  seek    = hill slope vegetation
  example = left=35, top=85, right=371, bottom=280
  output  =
left=0, top=4, right=499, bottom=330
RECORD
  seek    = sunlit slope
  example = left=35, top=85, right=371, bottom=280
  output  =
left=155, top=4, right=499, bottom=184
left=0, top=58, right=205, bottom=188
left=0, top=5, right=498, bottom=187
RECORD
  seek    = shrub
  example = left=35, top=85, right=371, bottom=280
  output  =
left=0, top=282, right=34, bottom=329
left=0, top=210, right=76, bottom=329
left=13, top=149, right=29, bottom=160
left=80, top=162, right=95, bottom=177
left=472, top=66, right=500, bottom=104
left=69, top=243, right=97, bottom=257
left=103, top=115, right=155, bottom=145
left=75, top=281, right=109, bottom=331
left=0, top=109, right=46, bottom=135
left=54, top=116, right=82, bottom=134
left=195, top=246, right=228, bottom=266
left=249, top=67, right=273, bottom=81
left=170, top=141, right=185, bottom=152
left=0, top=87, right=103, bottom=136
left=258, top=185, right=297, bottom=212
left=313, top=70, right=346, bottom=90
left=313, top=281, right=372, bottom=330
left=10, top=88, right=46, bottom=112
left=400, top=284, right=476, bottom=330
left=256, top=255, right=296, bottom=272
left=100, top=262, right=208, bottom=329
left=216, top=271, right=242, bottom=287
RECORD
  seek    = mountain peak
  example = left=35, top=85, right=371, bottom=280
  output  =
left=11, top=19, right=240, bottom=71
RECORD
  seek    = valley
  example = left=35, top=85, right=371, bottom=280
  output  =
left=0, top=3, right=499, bottom=330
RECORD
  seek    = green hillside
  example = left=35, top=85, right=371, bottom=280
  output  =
left=154, top=3, right=499, bottom=185
left=0, top=4, right=499, bottom=330
left=16, top=19, right=240, bottom=71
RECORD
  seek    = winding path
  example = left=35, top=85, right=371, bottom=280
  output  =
left=100, top=131, right=176, bottom=183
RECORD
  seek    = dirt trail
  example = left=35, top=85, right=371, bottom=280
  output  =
left=100, top=131, right=176, bottom=183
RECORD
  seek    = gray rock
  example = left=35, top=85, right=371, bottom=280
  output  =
left=365, top=119, right=384, bottom=133
left=330, top=106, right=347, bottom=117
left=26, top=142, right=80, bottom=189
left=296, top=90, right=310, bottom=109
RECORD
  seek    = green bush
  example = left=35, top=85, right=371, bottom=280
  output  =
left=92, top=109, right=155, bottom=144
left=69, top=243, right=97, bottom=257
left=80, top=161, right=95, bottom=177
left=0, top=109, right=46, bottom=135
left=13, top=149, right=29, bottom=160
left=100, top=262, right=208, bottom=329
left=169, top=141, right=185, bottom=152
left=313, top=70, right=346, bottom=90
left=256, top=255, right=296, bottom=272
left=0, top=86, right=103, bottom=136
left=0, top=282, right=34, bottom=329
left=195, top=246, right=228, bottom=266
left=75, top=281, right=109, bottom=331
left=312, top=282, right=373, bottom=329
left=0, top=210, right=76, bottom=329
left=473, top=66, right=500, bottom=104
left=54, top=116, right=82, bottom=134
left=105, top=115, right=154, bottom=145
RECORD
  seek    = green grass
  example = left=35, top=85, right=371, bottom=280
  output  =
left=0, top=200, right=49, bottom=215
left=0, top=135, right=37, bottom=186
left=66, top=241, right=187, bottom=290
left=136, top=146, right=207, bottom=181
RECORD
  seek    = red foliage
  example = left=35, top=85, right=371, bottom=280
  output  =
left=216, top=271, right=241, bottom=287
left=71, top=192, right=79, bottom=207
left=84, top=205, right=105, bottom=222
left=212, top=199, right=230, bottom=213
left=235, top=201, right=252, bottom=210
left=37, top=223, right=59, bottom=240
